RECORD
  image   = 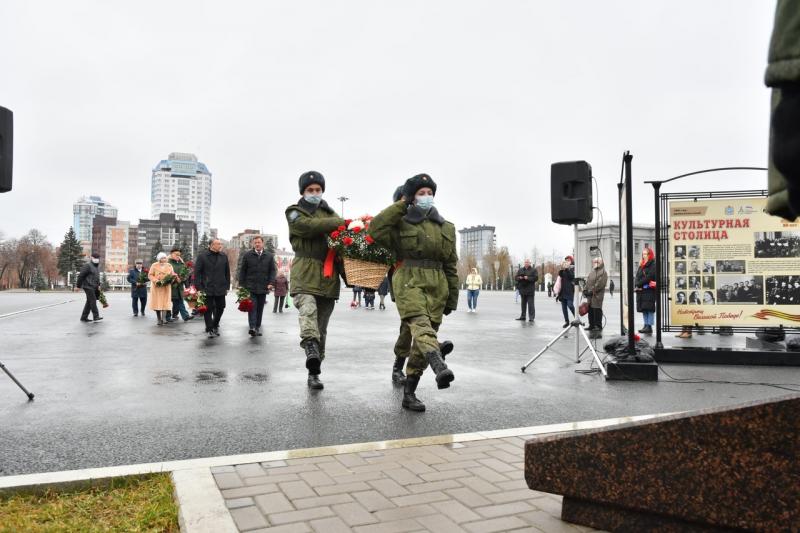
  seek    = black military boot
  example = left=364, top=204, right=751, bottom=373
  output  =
left=425, top=350, right=454, bottom=389
left=392, top=357, right=407, bottom=385
left=402, top=375, right=425, bottom=412
left=439, top=341, right=454, bottom=360
left=307, top=373, right=324, bottom=390
left=303, top=339, right=321, bottom=375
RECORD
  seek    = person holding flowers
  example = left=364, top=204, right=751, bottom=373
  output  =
left=168, top=247, right=194, bottom=323
left=369, top=173, right=459, bottom=412
left=148, top=252, right=176, bottom=326
left=238, top=235, right=277, bottom=337
left=286, top=171, right=346, bottom=390
left=127, top=259, right=148, bottom=317
left=194, top=238, right=231, bottom=338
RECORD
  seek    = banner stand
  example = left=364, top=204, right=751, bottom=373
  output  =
left=646, top=168, right=800, bottom=366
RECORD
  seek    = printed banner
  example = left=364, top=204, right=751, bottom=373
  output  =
left=668, top=196, right=800, bottom=327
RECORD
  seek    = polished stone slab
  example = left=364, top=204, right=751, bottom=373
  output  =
left=525, top=394, right=800, bottom=531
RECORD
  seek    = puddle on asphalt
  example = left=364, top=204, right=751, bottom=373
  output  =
left=194, top=369, right=227, bottom=383
left=152, top=372, right=183, bottom=384
left=238, top=370, right=268, bottom=383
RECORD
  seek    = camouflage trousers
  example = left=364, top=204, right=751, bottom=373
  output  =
left=293, top=293, right=336, bottom=360
left=393, top=315, right=441, bottom=378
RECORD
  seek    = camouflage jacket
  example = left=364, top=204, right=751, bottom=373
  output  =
left=285, top=199, right=345, bottom=299
left=369, top=200, right=458, bottom=322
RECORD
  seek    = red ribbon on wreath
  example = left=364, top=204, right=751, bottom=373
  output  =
left=323, top=249, right=336, bottom=278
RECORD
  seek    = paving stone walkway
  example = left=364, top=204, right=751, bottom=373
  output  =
left=213, top=436, right=601, bottom=533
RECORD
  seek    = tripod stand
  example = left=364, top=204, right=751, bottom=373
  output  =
left=521, top=318, right=608, bottom=377
left=1, top=361, right=35, bottom=400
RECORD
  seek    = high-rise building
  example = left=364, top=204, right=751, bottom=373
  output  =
left=458, top=225, right=496, bottom=262
left=90, top=215, right=117, bottom=270
left=230, top=230, right=279, bottom=251
left=137, top=213, right=198, bottom=263
left=73, top=196, right=118, bottom=254
left=151, top=152, right=212, bottom=238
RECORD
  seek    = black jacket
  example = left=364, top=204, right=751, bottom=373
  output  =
left=238, top=249, right=277, bottom=295
left=378, top=276, right=390, bottom=296
left=77, top=262, right=100, bottom=290
left=194, top=249, right=231, bottom=296
left=634, top=259, right=657, bottom=312
left=515, top=266, right=538, bottom=296
left=557, top=267, right=575, bottom=301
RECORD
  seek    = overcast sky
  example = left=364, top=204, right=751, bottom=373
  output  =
left=0, top=1, right=776, bottom=261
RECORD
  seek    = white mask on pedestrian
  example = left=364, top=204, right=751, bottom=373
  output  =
left=91, top=258, right=100, bottom=264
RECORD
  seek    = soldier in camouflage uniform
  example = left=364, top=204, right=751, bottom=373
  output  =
left=370, top=174, right=458, bottom=412
left=389, top=183, right=454, bottom=387
left=286, top=171, right=346, bottom=390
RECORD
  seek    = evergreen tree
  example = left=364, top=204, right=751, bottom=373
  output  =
left=150, top=239, right=164, bottom=264
left=199, top=233, right=209, bottom=250
left=100, top=272, right=111, bottom=291
left=57, top=226, right=85, bottom=285
left=179, top=237, right=192, bottom=260
left=32, top=268, right=47, bottom=291
left=236, top=242, right=247, bottom=283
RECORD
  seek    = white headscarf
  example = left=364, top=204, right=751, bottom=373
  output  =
left=156, top=252, right=168, bottom=261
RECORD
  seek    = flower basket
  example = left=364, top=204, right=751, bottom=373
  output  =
left=342, top=257, right=389, bottom=290
left=327, top=216, right=395, bottom=290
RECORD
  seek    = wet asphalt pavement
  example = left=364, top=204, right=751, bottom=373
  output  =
left=2, top=289, right=799, bottom=476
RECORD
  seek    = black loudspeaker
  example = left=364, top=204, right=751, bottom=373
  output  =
left=0, top=106, right=12, bottom=193
left=550, top=160, right=592, bottom=225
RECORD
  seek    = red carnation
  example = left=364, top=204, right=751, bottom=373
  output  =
left=344, top=219, right=352, bottom=226
left=343, top=237, right=354, bottom=246
left=365, top=235, right=375, bottom=244
left=186, top=261, right=193, bottom=268
left=352, top=226, right=362, bottom=234
left=196, top=305, right=208, bottom=314
left=338, top=225, right=346, bottom=231
left=634, top=334, right=641, bottom=341
left=331, top=230, right=340, bottom=239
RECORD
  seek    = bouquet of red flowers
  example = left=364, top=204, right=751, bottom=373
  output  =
left=156, top=273, right=176, bottom=287
left=327, top=217, right=396, bottom=265
left=236, top=287, right=254, bottom=312
left=136, top=268, right=149, bottom=286
left=183, top=285, right=206, bottom=312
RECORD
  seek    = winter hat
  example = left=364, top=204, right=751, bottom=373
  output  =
left=157, top=252, right=168, bottom=260
left=402, top=173, right=437, bottom=200
left=298, top=171, right=325, bottom=194
left=91, top=252, right=101, bottom=259
left=564, top=255, right=574, bottom=264
left=392, top=186, right=404, bottom=202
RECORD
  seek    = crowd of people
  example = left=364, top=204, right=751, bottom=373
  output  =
left=716, top=277, right=764, bottom=304
left=766, top=276, right=800, bottom=305
left=754, top=234, right=800, bottom=258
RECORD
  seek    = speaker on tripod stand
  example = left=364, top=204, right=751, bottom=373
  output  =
left=0, top=106, right=32, bottom=400
left=550, top=161, right=593, bottom=225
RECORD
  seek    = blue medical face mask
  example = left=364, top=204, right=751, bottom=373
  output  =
left=304, top=193, right=323, bottom=205
left=415, top=195, right=434, bottom=209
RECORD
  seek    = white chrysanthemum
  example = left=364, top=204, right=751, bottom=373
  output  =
left=348, top=219, right=365, bottom=230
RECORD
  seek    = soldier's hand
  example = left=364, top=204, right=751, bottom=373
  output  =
left=443, top=307, right=453, bottom=316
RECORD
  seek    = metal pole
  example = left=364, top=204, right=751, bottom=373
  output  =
left=624, top=152, right=636, bottom=355
left=653, top=181, right=664, bottom=349
left=617, top=182, right=625, bottom=336
left=0, top=361, right=35, bottom=400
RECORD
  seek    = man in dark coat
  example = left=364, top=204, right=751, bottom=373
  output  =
left=168, top=247, right=193, bottom=323
left=127, top=259, right=147, bottom=316
left=77, top=252, right=103, bottom=322
left=515, top=259, right=538, bottom=322
left=194, top=238, right=231, bottom=338
left=239, top=235, right=277, bottom=336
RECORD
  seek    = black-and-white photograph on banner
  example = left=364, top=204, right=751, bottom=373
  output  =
left=716, top=260, right=747, bottom=273
left=717, top=275, right=764, bottom=305
left=689, top=276, right=702, bottom=290
left=689, top=291, right=701, bottom=304
left=702, top=276, right=715, bottom=289
left=766, top=275, right=800, bottom=305
left=674, top=245, right=686, bottom=259
left=703, top=261, right=715, bottom=274
left=675, top=291, right=687, bottom=305
left=675, top=261, right=686, bottom=275
left=688, top=245, right=701, bottom=259
left=688, top=260, right=702, bottom=274
left=754, top=231, right=800, bottom=258
left=676, top=277, right=687, bottom=290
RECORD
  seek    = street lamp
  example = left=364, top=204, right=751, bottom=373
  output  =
left=494, top=260, right=500, bottom=291
left=337, top=196, right=349, bottom=218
